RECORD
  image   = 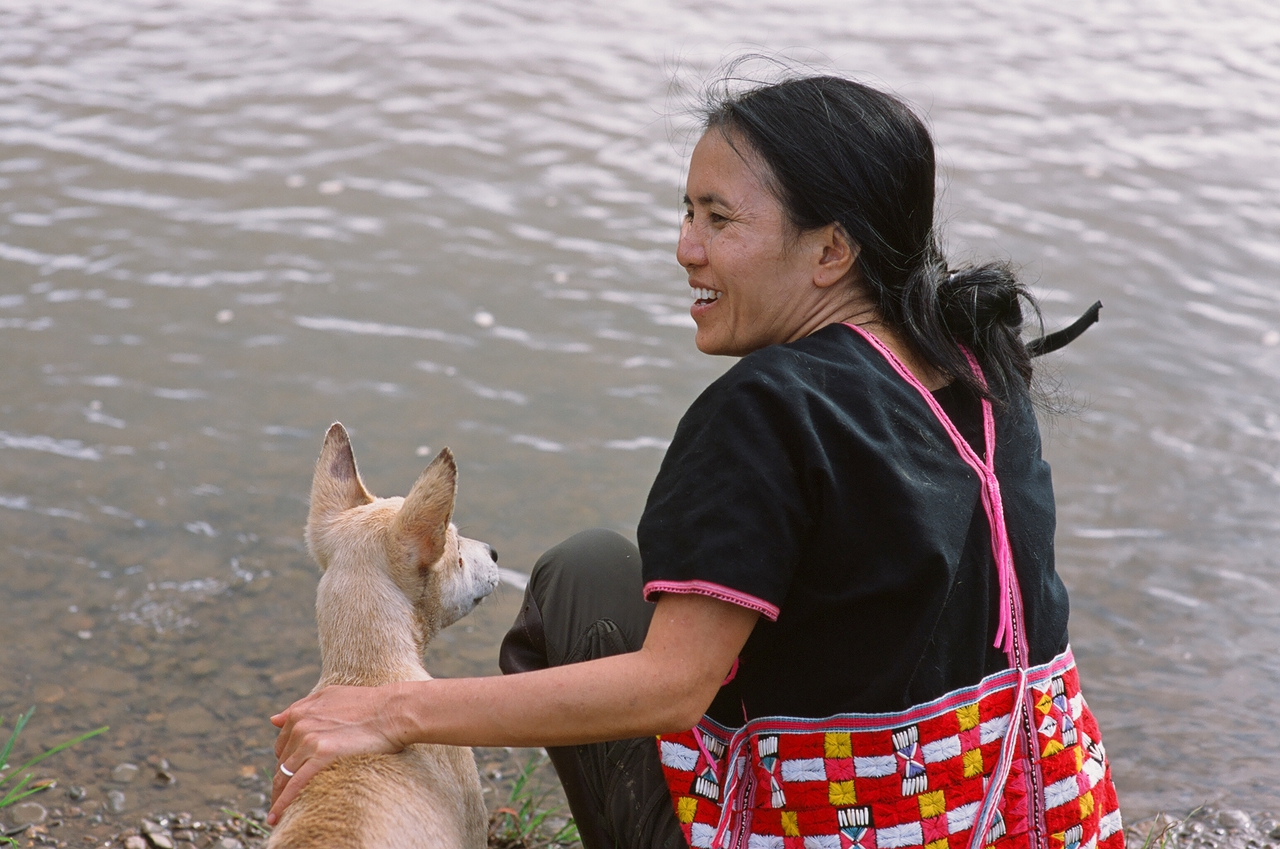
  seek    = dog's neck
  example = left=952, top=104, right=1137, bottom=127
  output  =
left=314, top=564, right=431, bottom=687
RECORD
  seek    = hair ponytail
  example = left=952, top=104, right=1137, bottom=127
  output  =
left=932, top=262, right=1037, bottom=403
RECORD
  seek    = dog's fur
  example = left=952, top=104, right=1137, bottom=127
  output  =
left=267, top=423, right=498, bottom=849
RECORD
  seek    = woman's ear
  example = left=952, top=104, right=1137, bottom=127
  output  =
left=813, top=223, right=859, bottom=288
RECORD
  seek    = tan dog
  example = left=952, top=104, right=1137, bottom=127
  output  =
left=268, top=423, right=498, bottom=848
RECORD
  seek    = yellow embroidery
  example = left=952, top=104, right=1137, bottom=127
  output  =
left=963, top=748, right=984, bottom=778
left=677, top=796, right=697, bottom=824
left=1037, top=692, right=1054, bottom=715
left=781, top=811, right=800, bottom=837
left=825, top=732, right=852, bottom=759
left=1042, top=739, right=1065, bottom=757
left=1079, top=791, right=1095, bottom=819
left=919, top=790, right=946, bottom=819
left=829, top=780, right=856, bottom=807
left=927, top=840, right=949, bottom=849
left=956, top=703, right=980, bottom=731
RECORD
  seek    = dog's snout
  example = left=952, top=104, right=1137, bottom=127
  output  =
left=487, top=544, right=498, bottom=563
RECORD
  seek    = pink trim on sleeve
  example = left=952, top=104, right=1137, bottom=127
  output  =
left=644, top=579, right=780, bottom=621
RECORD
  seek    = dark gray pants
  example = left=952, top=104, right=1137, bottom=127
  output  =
left=498, top=529, right=686, bottom=849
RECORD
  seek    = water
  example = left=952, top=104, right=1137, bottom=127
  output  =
left=1, top=0, right=1278, bottom=825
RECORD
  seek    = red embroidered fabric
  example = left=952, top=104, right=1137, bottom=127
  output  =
left=658, top=648, right=1122, bottom=849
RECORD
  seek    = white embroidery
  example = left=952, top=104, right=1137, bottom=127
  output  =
left=922, top=736, right=961, bottom=763
left=780, top=757, right=826, bottom=782
left=877, top=822, right=924, bottom=848
left=947, top=801, right=980, bottom=834
left=853, top=755, right=897, bottom=777
left=979, top=714, right=1012, bottom=745
left=1099, top=811, right=1123, bottom=839
left=1044, top=775, right=1081, bottom=810
left=660, top=740, right=699, bottom=772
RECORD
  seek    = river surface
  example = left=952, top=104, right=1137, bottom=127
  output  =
left=1, top=0, right=1278, bottom=826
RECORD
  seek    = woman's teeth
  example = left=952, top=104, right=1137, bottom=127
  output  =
left=693, top=288, right=721, bottom=302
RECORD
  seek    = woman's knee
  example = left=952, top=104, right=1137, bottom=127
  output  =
left=524, top=528, right=653, bottom=666
left=529, top=528, right=640, bottom=600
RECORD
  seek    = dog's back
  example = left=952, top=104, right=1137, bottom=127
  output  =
left=268, top=424, right=497, bottom=848
left=270, top=745, right=487, bottom=848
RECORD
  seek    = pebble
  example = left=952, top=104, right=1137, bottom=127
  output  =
left=148, top=832, right=176, bottom=849
left=189, top=658, right=220, bottom=678
left=216, top=839, right=245, bottom=849
left=125, top=837, right=148, bottom=849
left=112, top=763, right=141, bottom=783
left=106, top=790, right=127, bottom=813
left=1218, top=811, right=1253, bottom=831
left=66, top=785, right=87, bottom=801
left=8, top=801, right=47, bottom=827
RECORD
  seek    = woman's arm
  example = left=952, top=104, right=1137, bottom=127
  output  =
left=268, top=592, right=758, bottom=824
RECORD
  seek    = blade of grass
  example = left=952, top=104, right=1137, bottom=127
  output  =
left=1, top=782, right=52, bottom=807
left=0, top=772, right=35, bottom=808
left=0, top=707, right=36, bottom=777
left=3, top=725, right=108, bottom=781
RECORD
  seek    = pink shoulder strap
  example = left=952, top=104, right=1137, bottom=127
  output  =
left=842, top=323, right=1029, bottom=669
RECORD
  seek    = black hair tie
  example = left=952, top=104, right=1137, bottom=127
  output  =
left=1026, top=301, right=1102, bottom=357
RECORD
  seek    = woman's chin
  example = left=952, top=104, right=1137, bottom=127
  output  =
left=693, top=329, right=726, bottom=356
left=694, top=329, right=748, bottom=357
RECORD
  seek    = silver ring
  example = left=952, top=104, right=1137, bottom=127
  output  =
left=279, top=763, right=295, bottom=777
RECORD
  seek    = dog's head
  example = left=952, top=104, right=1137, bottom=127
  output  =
left=305, top=423, right=499, bottom=644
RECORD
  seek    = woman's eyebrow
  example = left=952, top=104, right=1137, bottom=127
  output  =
left=683, top=191, right=731, bottom=207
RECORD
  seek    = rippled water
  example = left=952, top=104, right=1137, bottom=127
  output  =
left=2, top=0, right=1278, bottom=826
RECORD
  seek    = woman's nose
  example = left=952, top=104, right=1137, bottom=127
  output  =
left=676, top=218, right=705, bottom=269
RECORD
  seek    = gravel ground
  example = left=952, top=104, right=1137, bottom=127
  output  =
left=5, top=799, right=1277, bottom=848
left=1126, top=808, right=1280, bottom=849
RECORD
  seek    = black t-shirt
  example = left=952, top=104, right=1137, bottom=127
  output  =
left=637, top=323, right=1068, bottom=725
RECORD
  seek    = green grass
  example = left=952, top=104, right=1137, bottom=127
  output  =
left=221, top=807, right=272, bottom=838
left=1, top=705, right=108, bottom=842
left=1135, top=807, right=1204, bottom=849
left=487, top=753, right=579, bottom=849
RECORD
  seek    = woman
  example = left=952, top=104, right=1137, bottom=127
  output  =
left=270, top=75, right=1121, bottom=849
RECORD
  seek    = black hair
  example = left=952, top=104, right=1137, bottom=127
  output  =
left=701, top=74, right=1040, bottom=405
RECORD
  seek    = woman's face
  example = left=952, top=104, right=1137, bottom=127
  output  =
left=677, top=129, right=837, bottom=357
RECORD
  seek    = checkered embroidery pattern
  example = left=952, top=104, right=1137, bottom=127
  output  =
left=657, top=649, right=1122, bottom=849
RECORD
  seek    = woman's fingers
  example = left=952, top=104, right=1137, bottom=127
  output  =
left=269, top=754, right=327, bottom=826
left=265, top=684, right=410, bottom=826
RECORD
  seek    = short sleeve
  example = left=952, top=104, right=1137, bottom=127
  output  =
left=637, top=357, right=811, bottom=621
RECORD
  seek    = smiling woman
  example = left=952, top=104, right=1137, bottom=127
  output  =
left=270, top=73, right=1120, bottom=849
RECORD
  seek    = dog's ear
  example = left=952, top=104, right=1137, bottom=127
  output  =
left=308, top=423, right=374, bottom=535
left=392, top=447, right=456, bottom=570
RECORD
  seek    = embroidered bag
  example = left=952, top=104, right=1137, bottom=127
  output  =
left=657, top=326, right=1123, bottom=849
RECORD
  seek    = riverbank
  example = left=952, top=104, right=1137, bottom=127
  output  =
left=5, top=801, right=1277, bottom=849
left=0, top=747, right=575, bottom=849
left=1125, top=808, right=1280, bottom=849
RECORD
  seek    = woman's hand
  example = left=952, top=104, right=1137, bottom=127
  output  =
left=264, top=594, right=757, bottom=825
left=268, top=682, right=410, bottom=825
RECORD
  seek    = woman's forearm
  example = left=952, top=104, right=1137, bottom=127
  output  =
left=392, top=646, right=710, bottom=748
